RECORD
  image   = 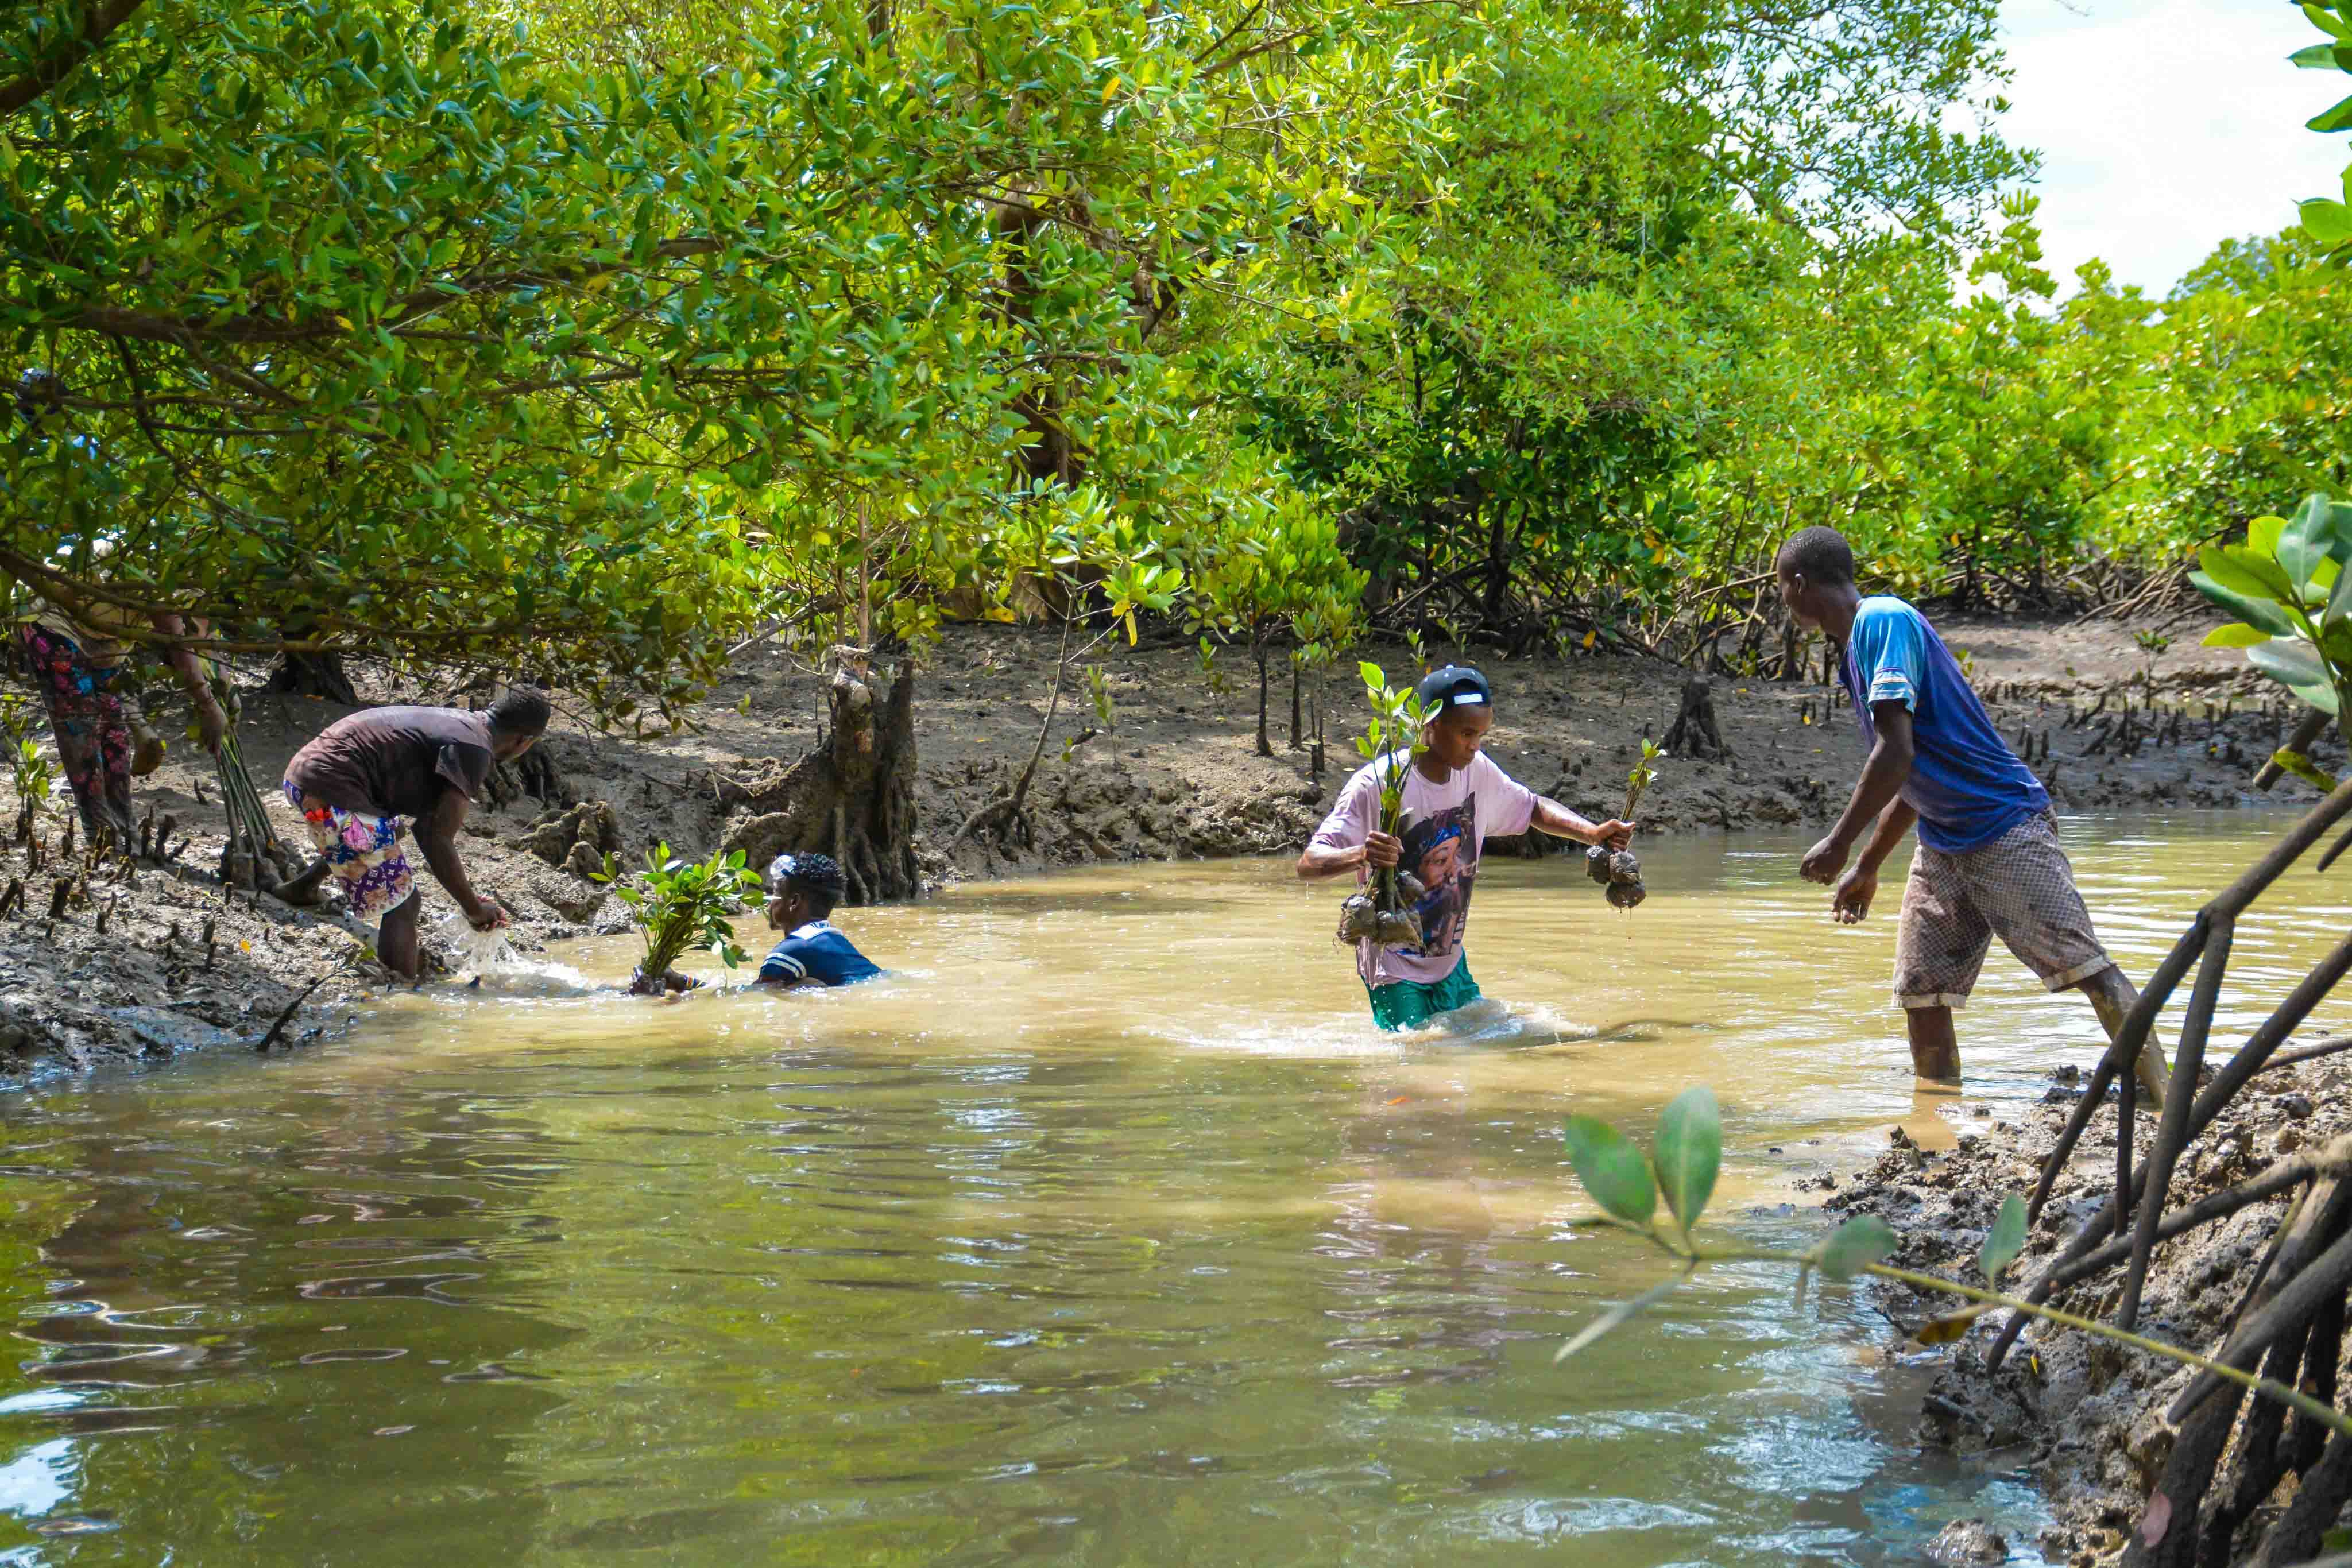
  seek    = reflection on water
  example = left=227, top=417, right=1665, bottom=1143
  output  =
left=4, top=813, right=2350, bottom=1566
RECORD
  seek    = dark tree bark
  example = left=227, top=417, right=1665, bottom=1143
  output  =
left=718, top=651, right=920, bottom=904
left=263, top=650, right=358, bottom=706
left=1663, top=677, right=1730, bottom=760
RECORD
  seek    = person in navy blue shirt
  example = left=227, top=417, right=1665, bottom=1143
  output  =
left=1777, top=526, right=2169, bottom=1105
left=755, top=852, right=880, bottom=988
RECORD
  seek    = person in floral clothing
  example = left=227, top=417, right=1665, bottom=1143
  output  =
left=12, top=589, right=227, bottom=849
left=276, top=690, right=550, bottom=979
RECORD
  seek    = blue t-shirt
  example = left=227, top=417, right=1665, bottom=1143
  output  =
left=1840, top=596, right=2048, bottom=855
left=759, top=921, right=880, bottom=987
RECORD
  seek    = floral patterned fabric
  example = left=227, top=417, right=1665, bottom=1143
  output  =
left=18, top=622, right=134, bottom=843
left=284, top=781, right=416, bottom=920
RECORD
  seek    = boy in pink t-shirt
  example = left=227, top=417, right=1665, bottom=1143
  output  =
left=1297, top=665, right=1636, bottom=1029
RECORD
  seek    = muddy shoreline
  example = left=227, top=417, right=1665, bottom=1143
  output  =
left=1821, top=1057, right=2352, bottom=1566
left=0, top=606, right=2331, bottom=1086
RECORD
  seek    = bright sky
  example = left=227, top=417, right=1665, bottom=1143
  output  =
left=1998, top=0, right=2350, bottom=296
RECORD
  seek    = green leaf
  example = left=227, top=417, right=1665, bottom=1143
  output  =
left=2326, top=557, right=2352, bottom=629
left=2250, top=514, right=2290, bottom=557
left=1653, top=1087, right=1721, bottom=1232
left=2191, top=572, right=2300, bottom=638
left=1552, top=1273, right=1683, bottom=1364
left=2312, top=90, right=2352, bottom=133
left=1978, top=1194, right=2028, bottom=1287
left=2249, top=638, right=2330, bottom=688
left=2203, top=623, right=2273, bottom=649
left=1561, top=1116, right=1658, bottom=1227
left=1817, top=1215, right=1898, bottom=1281
left=2303, top=198, right=2352, bottom=246
left=2203, top=544, right=2300, bottom=603
left=2281, top=495, right=2339, bottom=587
left=2293, top=41, right=2345, bottom=67
left=2307, top=2, right=2349, bottom=40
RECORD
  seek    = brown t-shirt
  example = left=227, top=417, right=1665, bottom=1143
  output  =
left=285, top=707, right=494, bottom=820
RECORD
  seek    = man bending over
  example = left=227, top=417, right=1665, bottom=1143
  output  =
left=277, top=690, right=550, bottom=979
left=1776, top=526, right=2169, bottom=1104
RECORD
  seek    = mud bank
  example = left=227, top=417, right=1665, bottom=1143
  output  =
left=1825, top=1057, right=2352, bottom=1566
left=0, top=607, right=2331, bottom=1082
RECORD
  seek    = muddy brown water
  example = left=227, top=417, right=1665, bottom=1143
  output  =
left=5, top=813, right=2351, bottom=1566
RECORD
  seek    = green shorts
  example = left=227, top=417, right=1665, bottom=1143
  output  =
left=1367, top=959, right=1480, bottom=1031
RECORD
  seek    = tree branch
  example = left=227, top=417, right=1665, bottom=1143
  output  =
left=0, top=0, right=150, bottom=118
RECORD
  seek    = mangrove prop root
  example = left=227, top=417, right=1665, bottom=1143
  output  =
left=45, top=878, right=68, bottom=920
left=2200, top=1316, right=2320, bottom=1567
left=2120, top=917, right=2234, bottom=1328
left=2253, top=1424, right=2352, bottom=1567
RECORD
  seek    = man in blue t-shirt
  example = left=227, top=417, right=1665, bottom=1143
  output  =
left=1777, top=527, right=2169, bottom=1105
left=755, top=852, right=881, bottom=988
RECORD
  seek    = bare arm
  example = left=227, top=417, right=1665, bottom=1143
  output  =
left=412, top=788, right=498, bottom=926
left=1297, top=831, right=1400, bottom=880
left=1803, top=703, right=1914, bottom=884
left=1854, top=796, right=1917, bottom=875
left=149, top=611, right=226, bottom=748
left=1530, top=797, right=1634, bottom=849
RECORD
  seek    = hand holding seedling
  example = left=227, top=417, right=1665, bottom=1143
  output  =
left=1363, top=830, right=1402, bottom=871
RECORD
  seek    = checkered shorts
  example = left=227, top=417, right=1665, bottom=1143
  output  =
left=1895, top=813, right=2113, bottom=1009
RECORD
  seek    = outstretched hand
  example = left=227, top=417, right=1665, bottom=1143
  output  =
left=1831, top=866, right=1877, bottom=924
left=1589, top=818, right=1635, bottom=851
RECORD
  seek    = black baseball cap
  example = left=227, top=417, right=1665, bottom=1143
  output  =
left=1416, top=665, right=1494, bottom=714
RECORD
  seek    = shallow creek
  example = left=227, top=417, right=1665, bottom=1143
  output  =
left=5, top=813, right=2351, bottom=1566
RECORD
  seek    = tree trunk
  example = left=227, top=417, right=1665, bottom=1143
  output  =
left=1663, top=677, right=1730, bottom=760
left=1289, top=661, right=1303, bottom=750
left=264, top=650, right=358, bottom=706
left=717, top=649, right=920, bottom=905
left=1255, top=643, right=1273, bottom=758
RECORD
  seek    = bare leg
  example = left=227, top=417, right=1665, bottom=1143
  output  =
left=1904, top=1004, right=1963, bottom=1083
left=377, top=891, right=423, bottom=981
left=273, top=856, right=332, bottom=906
left=2079, top=963, right=2169, bottom=1112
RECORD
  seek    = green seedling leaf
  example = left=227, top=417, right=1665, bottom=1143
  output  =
left=2203, top=623, right=2273, bottom=649
left=1552, top=1273, right=1683, bottom=1364
left=1979, top=1194, right=2028, bottom=1287
left=2202, top=544, right=2299, bottom=605
left=1653, top=1086, right=1721, bottom=1231
left=2250, top=513, right=2290, bottom=557
left=2281, top=495, right=2339, bottom=587
left=2191, top=572, right=2299, bottom=638
left=1816, top=1215, right=1898, bottom=1281
left=1562, top=1115, right=1657, bottom=1227
left=2248, top=638, right=2331, bottom=689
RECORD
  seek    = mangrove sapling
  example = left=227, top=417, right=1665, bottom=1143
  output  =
left=1587, top=739, right=1659, bottom=911
left=1550, top=1088, right=2352, bottom=1442
left=594, top=844, right=760, bottom=996
left=1334, top=663, right=1430, bottom=948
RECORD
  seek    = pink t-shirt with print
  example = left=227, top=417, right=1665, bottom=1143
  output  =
left=1308, top=749, right=1538, bottom=988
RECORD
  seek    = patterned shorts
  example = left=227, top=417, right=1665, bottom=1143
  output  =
left=284, top=782, right=416, bottom=920
left=1894, top=813, right=2113, bottom=1009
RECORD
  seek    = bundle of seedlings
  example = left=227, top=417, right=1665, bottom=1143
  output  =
left=212, top=729, right=304, bottom=889
left=1335, top=663, right=1428, bottom=949
left=1584, top=739, right=1659, bottom=910
left=594, top=843, right=760, bottom=995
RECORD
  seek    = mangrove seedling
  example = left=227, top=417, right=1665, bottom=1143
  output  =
left=2192, top=492, right=2352, bottom=791
left=595, top=843, right=760, bottom=996
left=1336, top=661, right=1430, bottom=948
left=1551, top=1088, right=2352, bottom=1445
left=1588, top=738, right=1659, bottom=910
